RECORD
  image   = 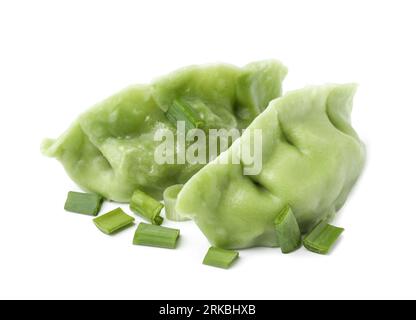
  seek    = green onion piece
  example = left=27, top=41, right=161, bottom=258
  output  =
left=274, top=205, right=301, bottom=254
left=64, top=191, right=103, bottom=216
left=203, top=247, right=239, bottom=269
left=133, top=223, right=180, bottom=249
left=165, top=99, right=204, bottom=131
left=163, top=184, right=190, bottom=222
left=93, top=208, right=134, bottom=235
left=130, top=189, right=164, bottom=225
left=303, top=221, right=344, bottom=255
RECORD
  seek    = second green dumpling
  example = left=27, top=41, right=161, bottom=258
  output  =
left=41, top=60, right=287, bottom=202
left=175, top=84, right=365, bottom=249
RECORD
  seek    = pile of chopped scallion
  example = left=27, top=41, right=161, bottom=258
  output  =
left=64, top=189, right=343, bottom=269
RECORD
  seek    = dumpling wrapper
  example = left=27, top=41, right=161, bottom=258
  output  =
left=175, top=84, right=365, bottom=249
left=42, top=60, right=287, bottom=202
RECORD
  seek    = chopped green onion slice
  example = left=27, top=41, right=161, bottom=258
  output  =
left=93, top=208, right=134, bottom=235
left=130, top=189, right=164, bottom=225
left=163, top=184, right=190, bottom=222
left=64, top=191, right=103, bottom=216
left=133, top=223, right=180, bottom=249
left=274, top=205, right=301, bottom=254
left=203, top=247, right=239, bottom=269
left=303, top=221, right=344, bottom=255
left=165, top=99, right=205, bottom=131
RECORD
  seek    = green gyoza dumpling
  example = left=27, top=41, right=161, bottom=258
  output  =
left=175, top=84, right=365, bottom=249
left=41, top=60, right=287, bottom=202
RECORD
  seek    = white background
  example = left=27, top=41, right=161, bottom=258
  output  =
left=1, top=0, right=415, bottom=300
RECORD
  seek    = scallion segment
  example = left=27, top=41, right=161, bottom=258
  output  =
left=303, top=221, right=344, bottom=254
left=93, top=208, right=134, bottom=235
left=133, top=223, right=180, bottom=249
left=130, top=189, right=164, bottom=225
left=163, top=184, right=190, bottom=222
left=203, top=247, right=239, bottom=269
left=165, top=99, right=204, bottom=131
left=274, top=205, right=301, bottom=254
left=64, top=191, right=103, bottom=216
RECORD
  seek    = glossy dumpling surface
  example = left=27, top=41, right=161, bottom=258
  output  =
left=42, top=60, right=287, bottom=202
